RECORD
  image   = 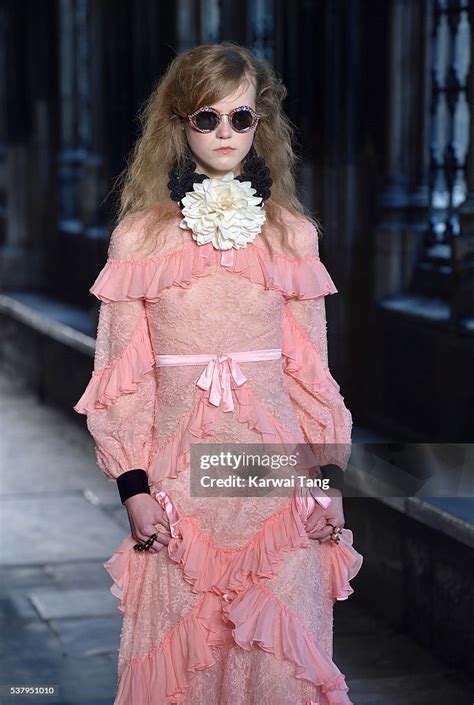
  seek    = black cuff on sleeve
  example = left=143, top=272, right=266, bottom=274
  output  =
left=116, top=469, right=151, bottom=504
left=320, top=464, right=345, bottom=493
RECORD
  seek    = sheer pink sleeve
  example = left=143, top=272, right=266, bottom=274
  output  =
left=281, top=220, right=352, bottom=470
left=73, top=217, right=158, bottom=481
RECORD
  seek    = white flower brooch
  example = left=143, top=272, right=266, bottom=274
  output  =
left=178, top=171, right=266, bottom=251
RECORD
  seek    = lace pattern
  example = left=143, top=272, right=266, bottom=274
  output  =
left=286, top=296, right=329, bottom=367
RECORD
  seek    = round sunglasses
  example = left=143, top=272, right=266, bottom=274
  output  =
left=185, top=105, right=261, bottom=133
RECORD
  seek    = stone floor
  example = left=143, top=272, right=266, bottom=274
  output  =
left=0, top=374, right=473, bottom=705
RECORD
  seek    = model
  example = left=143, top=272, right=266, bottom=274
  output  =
left=74, top=41, right=363, bottom=705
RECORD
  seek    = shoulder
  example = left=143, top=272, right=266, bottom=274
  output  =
left=107, top=204, right=182, bottom=260
left=107, top=211, right=153, bottom=260
left=270, top=204, right=320, bottom=258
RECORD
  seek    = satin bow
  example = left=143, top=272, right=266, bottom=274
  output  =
left=196, top=354, right=247, bottom=412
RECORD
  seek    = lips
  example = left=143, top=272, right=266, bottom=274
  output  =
left=214, top=148, right=235, bottom=153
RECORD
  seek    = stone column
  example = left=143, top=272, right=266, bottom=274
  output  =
left=458, top=3, right=474, bottom=236
left=1, top=0, right=60, bottom=291
left=373, top=0, right=432, bottom=300
left=318, top=0, right=365, bottom=378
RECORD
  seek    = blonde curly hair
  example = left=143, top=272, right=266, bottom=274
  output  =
left=111, top=41, right=321, bottom=257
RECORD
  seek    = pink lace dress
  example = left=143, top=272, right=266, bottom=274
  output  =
left=73, top=206, right=363, bottom=705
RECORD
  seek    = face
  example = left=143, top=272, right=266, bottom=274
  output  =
left=183, top=79, right=258, bottom=179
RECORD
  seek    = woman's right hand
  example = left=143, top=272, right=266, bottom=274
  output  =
left=124, top=493, right=171, bottom=554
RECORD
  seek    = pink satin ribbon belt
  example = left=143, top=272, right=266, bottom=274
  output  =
left=155, top=348, right=282, bottom=412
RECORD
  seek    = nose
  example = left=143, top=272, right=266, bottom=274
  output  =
left=215, top=114, right=232, bottom=139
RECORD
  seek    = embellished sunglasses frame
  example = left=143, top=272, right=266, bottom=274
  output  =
left=186, top=105, right=262, bottom=133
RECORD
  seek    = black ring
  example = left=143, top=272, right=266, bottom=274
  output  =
left=133, top=532, right=158, bottom=552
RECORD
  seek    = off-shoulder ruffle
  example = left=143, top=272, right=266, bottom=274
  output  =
left=222, top=582, right=354, bottom=705
left=89, top=243, right=212, bottom=303
left=226, top=243, right=338, bottom=300
left=88, top=241, right=338, bottom=303
left=73, top=312, right=155, bottom=415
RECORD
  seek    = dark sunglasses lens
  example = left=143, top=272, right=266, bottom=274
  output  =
left=194, top=111, right=219, bottom=131
left=231, top=110, right=254, bottom=131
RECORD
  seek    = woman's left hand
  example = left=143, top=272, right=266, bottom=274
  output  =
left=305, top=488, right=345, bottom=544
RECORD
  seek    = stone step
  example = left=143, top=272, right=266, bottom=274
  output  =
left=334, top=601, right=473, bottom=703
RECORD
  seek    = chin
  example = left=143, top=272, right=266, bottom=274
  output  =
left=207, top=163, right=242, bottom=176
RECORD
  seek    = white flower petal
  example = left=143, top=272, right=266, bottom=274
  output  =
left=179, top=174, right=266, bottom=250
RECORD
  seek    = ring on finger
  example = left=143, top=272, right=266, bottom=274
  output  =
left=144, top=533, right=158, bottom=549
left=133, top=533, right=158, bottom=552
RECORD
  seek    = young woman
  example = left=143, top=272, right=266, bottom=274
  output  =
left=74, top=41, right=363, bottom=705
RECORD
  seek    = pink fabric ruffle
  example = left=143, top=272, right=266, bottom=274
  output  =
left=163, top=491, right=362, bottom=605
left=88, top=241, right=338, bottom=303
left=90, top=243, right=212, bottom=303
left=164, top=497, right=311, bottom=597
left=104, top=492, right=362, bottom=615
left=222, top=582, right=354, bottom=704
left=328, top=527, right=362, bottom=601
left=73, top=311, right=155, bottom=415
left=148, top=382, right=314, bottom=485
left=295, top=492, right=364, bottom=602
left=281, top=308, right=352, bottom=469
left=220, top=243, right=338, bottom=300
left=104, top=491, right=361, bottom=704
left=148, top=391, right=221, bottom=485
left=103, top=535, right=136, bottom=614
left=114, top=591, right=233, bottom=705
left=282, top=307, right=341, bottom=396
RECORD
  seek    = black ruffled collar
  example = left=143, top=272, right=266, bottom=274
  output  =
left=167, top=144, right=272, bottom=206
